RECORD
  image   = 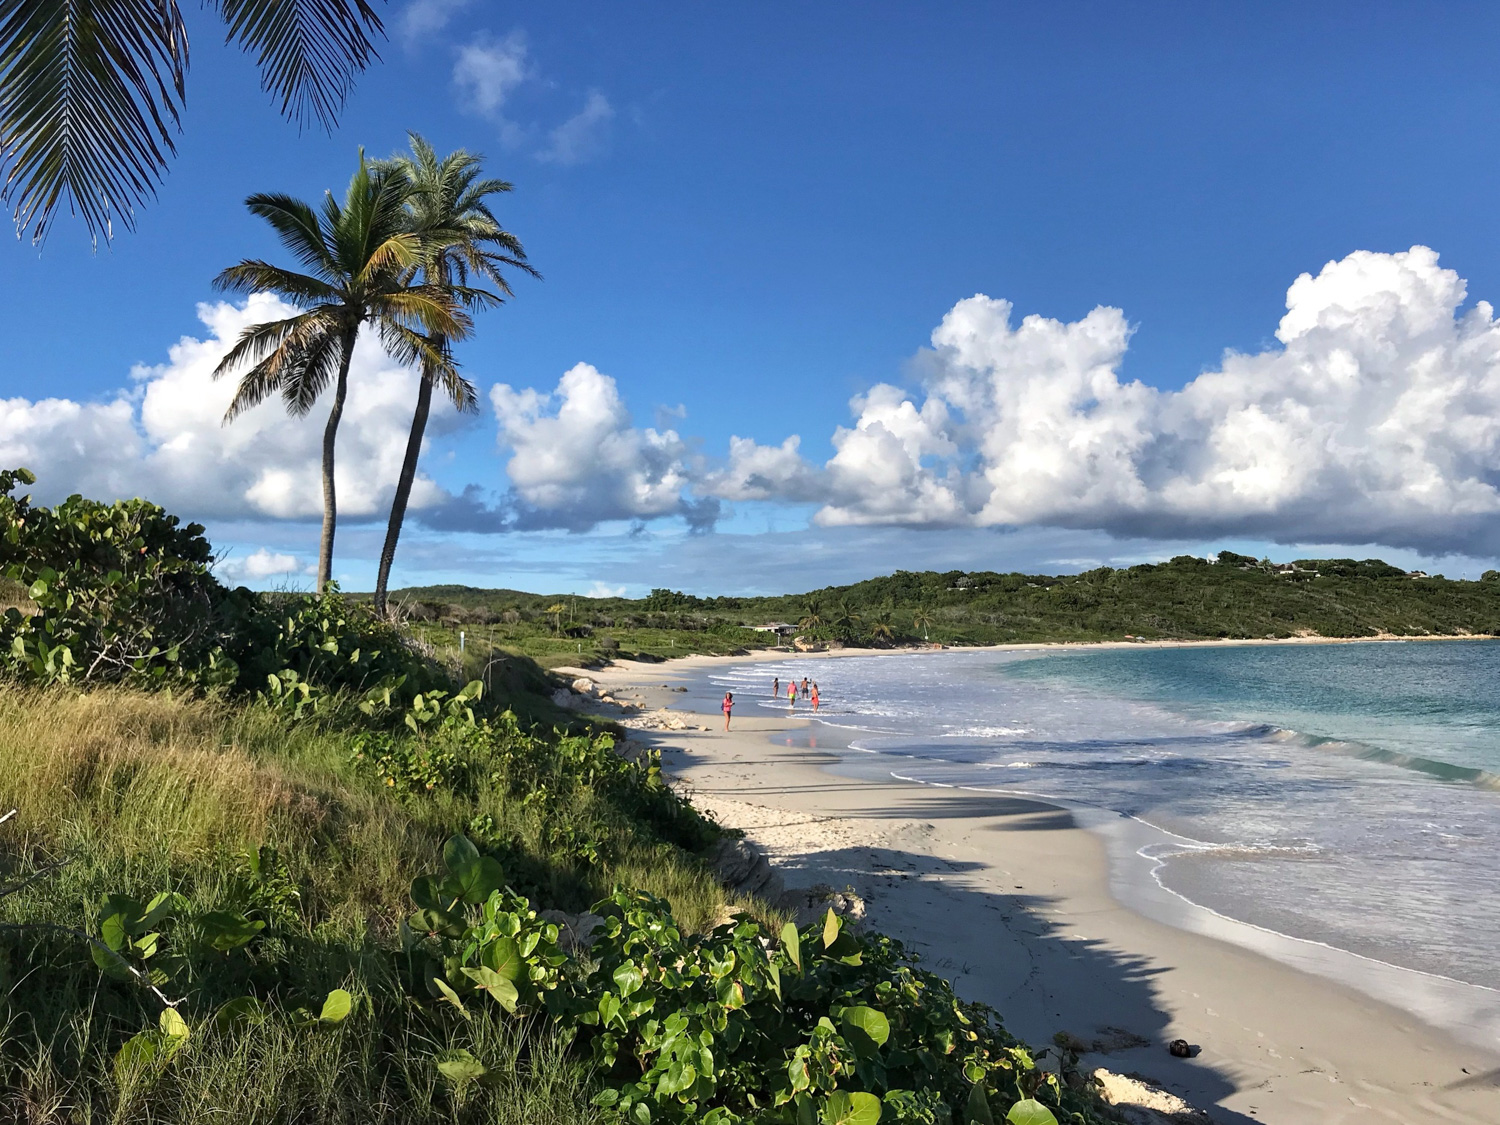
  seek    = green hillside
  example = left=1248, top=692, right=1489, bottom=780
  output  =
left=376, top=552, right=1500, bottom=667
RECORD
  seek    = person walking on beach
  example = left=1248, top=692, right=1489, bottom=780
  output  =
left=811, top=682, right=820, bottom=712
left=722, top=691, right=734, bottom=731
left=772, top=676, right=780, bottom=699
left=788, top=680, right=797, bottom=710
left=800, top=677, right=810, bottom=699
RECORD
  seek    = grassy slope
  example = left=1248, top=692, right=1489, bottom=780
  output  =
left=381, top=556, right=1500, bottom=667
left=0, top=688, right=740, bottom=1123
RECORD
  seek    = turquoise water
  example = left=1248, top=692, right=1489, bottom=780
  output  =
left=705, top=642, right=1500, bottom=1004
left=1006, top=640, right=1500, bottom=785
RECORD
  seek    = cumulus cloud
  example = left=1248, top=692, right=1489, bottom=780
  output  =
left=453, top=30, right=530, bottom=144
left=537, top=90, right=614, bottom=166
left=704, top=246, right=1500, bottom=556
left=585, top=581, right=626, bottom=598
left=0, top=295, right=452, bottom=524
left=490, top=363, right=708, bottom=531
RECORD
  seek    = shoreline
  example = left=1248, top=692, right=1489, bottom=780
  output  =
left=571, top=655, right=1500, bottom=1125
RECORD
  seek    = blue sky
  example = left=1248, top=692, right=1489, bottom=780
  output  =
left=8, top=2, right=1500, bottom=593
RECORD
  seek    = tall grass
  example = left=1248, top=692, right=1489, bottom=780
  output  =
left=0, top=687, right=738, bottom=1121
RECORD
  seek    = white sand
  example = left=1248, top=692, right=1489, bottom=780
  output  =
left=571, top=653, right=1500, bottom=1125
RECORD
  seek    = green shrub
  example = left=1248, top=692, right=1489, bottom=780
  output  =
left=403, top=850, right=1103, bottom=1125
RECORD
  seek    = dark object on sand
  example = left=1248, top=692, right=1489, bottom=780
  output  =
left=1168, top=1039, right=1199, bottom=1058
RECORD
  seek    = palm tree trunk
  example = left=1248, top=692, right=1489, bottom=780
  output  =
left=317, top=334, right=356, bottom=593
left=373, top=356, right=437, bottom=616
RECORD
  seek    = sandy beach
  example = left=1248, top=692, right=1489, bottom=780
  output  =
left=566, top=651, right=1500, bottom=1125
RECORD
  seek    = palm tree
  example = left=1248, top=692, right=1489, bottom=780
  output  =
left=911, top=605, right=933, bottom=642
left=546, top=603, right=566, bottom=635
left=2, top=0, right=385, bottom=245
left=830, top=598, right=861, bottom=641
left=798, top=597, right=824, bottom=632
left=371, top=135, right=538, bottom=618
left=869, top=604, right=895, bottom=646
left=212, top=156, right=468, bottom=592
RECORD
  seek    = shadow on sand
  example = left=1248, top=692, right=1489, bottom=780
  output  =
left=667, top=744, right=1264, bottom=1125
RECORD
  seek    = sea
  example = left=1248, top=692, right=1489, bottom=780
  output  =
left=692, top=641, right=1500, bottom=1047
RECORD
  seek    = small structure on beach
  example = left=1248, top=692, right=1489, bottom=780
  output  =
left=751, top=622, right=797, bottom=637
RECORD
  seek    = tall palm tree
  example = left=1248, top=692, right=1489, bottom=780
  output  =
left=798, top=597, right=824, bottom=632
left=2, top=0, right=385, bottom=245
left=212, top=156, right=468, bottom=592
left=869, top=604, right=895, bottom=646
left=371, top=134, right=538, bottom=618
left=911, top=605, right=933, bottom=642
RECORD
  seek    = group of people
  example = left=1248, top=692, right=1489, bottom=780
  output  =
left=719, top=673, right=823, bottom=730
left=772, top=675, right=820, bottom=712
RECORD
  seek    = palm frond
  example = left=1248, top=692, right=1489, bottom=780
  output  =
left=209, top=0, right=384, bottom=130
left=0, top=0, right=188, bottom=245
left=281, top=329, right=343, bottom=414
left=244, top=191, right=335, bottom=275
left=215, top=308, right=337, bottom=398
left=373, top=286, right=471, bottom=340
left=212, top=258, right=338, bottom=303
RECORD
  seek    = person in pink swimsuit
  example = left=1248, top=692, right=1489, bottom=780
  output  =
left=722, top=691, right=734, bottom=731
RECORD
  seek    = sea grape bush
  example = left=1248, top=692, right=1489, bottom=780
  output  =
left=0, top=467, right=445, bottom=708
left=0, top=467, right=241, bottom=686
left=406, top=837, right=1099, bottom=1125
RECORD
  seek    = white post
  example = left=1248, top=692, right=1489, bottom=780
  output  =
left=460, top=630, right=465, bottom=654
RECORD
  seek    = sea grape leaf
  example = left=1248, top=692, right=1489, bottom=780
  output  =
left=613, top=962, right=644, bottom=998
left=432, top=976, right=471, bottom=1018
left=1005, top=1100, right=1058, bottom=1125
left=965, top=1083, right=995, bottom=1125
left=435, top=1047, right=488, bottom=1084
left=821, top=1090, right=882, bottom=1125
left=781, top=921, right=802, bottom=970
left=482, top=935, right=523, bottom=981
left=197, top=911, right=265, bottom=952
left=823, top=908, right=840, bottom=949
left=443, top=834, right=480, bottom=873
left=319, top=988, right=353, bottom=1024
left=841, top=1006, right=890, bottom=1054
left=461, top=966, right=519, bottom=1011
left=158, top=1007, right=190, bottom=1041
left=451, top=855, right=503, bottom=904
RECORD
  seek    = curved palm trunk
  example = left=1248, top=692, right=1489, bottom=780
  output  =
left=317, top=333, right=357, bottom=593
left=373, top=352, right=439, bottom=617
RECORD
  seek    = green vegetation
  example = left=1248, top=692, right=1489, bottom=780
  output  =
left=380, top=552, right=1500, bottom=667
left=0, top=470, right=1104, bottom=1123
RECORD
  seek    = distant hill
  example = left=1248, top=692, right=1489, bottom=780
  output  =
left=371, top=552, right=1500, bottom=651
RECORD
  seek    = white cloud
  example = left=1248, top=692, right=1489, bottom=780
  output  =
left=490, top=363, right=703, bottom=530
left=537, top=90, right=615, bottom=166
left=399, top=0, right=472, bottom=42
left=216, top=547, right=303, bottom=585
left=585, top=581, right=627, bottom=598
left=705, top=435, right=822, bottom=502
left=0, top=295, right=452, bottom=525
left=452, top=30, right=530, bottom=144
left=759, top=245, right=1500, bottom=556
